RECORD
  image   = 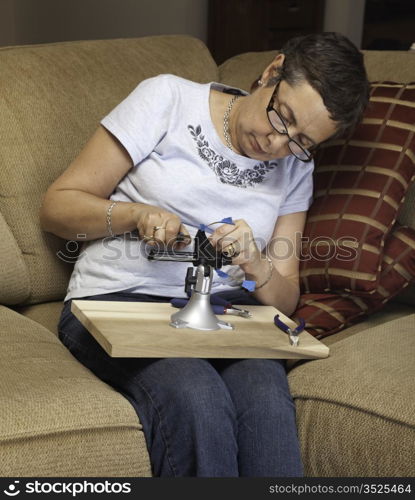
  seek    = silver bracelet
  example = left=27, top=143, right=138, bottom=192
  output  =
left=255, top=256, right=274, bottom=290
left=106, top=201, right=117, bottom=237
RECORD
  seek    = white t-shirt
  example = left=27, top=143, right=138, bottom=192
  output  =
left=65, top=74, right=314, bottom=300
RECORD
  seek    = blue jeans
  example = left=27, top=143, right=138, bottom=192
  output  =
left=58, top=289, right=303, bottom=477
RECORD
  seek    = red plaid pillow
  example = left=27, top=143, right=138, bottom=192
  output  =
left=295, top=225, right=415, bottom=338
left=300, top=82, right=415, bottom=296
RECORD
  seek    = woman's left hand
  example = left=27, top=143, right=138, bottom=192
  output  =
left=208, top=219, right=262, bottom=271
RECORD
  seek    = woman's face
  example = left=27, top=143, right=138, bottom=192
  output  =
left=232, top=57, right=339, bottom=161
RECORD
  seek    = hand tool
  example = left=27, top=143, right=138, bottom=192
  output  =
left=274, top=315, right=305, bottom=347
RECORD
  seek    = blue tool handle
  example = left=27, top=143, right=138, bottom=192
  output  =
left=274, top=314, right=305, bottom=334
left=171, top=298, right=189, bottom=308
left=294, top=318, right=306, bottom=333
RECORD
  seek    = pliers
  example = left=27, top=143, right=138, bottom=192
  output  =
left=274, top=315, right=305, bottom=347
left=171, top=296, right=252, bottom=318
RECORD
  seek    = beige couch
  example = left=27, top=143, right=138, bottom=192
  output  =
left=0, top=35, right=414, bottom=477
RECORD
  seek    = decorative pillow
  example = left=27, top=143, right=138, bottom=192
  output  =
left=295, top=225, right=415, bottom=338
left=300, top=81, right=415, bottom=296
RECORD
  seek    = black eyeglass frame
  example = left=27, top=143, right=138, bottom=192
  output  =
left=266, top=79, right=313, bottom=163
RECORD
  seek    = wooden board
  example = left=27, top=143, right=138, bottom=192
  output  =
left=71, top=300, right=329, bottom=359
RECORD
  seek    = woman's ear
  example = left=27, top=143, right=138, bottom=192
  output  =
left=261, top=53, right=285, bottom=85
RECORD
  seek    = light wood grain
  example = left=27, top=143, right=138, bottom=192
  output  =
left=71, top=300, right=329, bottom=359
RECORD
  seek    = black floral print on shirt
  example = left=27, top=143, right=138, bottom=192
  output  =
left=188, top=124, right=277, bottom=188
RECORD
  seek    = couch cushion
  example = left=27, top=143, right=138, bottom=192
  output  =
left=395, top=182, right=415, bottom=305
left=361, top=78, right=415, bottom=235
left=0, top=35, right=218, bottom=306
left=0, top=213, right=30, bottom=305
left=295, top=224, right=415, bottom=338
left=288, top=314, right=415, bottom=476
left=395, top=283, right=415, bottom=306
left=362, top=50, right=415, bottom=83
left=300, top=82, right=415, bottom=295
left=0, top=306, right=151, bottom=476
left=219, top=49, right=278, bottom=93
left=319, top=301, right=415, bottom=346
left=16, top=300, right=64, bottom=336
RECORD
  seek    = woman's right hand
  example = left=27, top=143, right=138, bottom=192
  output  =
left=133, top=204, right=191, bottom=249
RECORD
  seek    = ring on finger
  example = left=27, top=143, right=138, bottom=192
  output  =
left=224, top=242, right=238, bottom=257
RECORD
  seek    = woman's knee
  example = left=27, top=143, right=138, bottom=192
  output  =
left=137, top=358, right=237, bottom=423
left=218, top=359, right=294, bottom=410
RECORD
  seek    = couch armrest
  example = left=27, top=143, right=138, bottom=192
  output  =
left=0, top=306, right=151, bottom=476
left=288, top=314, right=415, bottom=476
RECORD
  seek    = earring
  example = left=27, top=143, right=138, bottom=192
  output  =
left=257, top=79, right=263, bottom=86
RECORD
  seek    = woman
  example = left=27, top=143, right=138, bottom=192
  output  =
left=40, top=32, right=369, bottom=476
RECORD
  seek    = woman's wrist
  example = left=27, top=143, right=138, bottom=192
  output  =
left=242, top=255, right=274, bottom=290
left=106, top=201, right=118, bottom=237
left=105, top=201, right=146, bottom=237
left=253, top=256, right=274, bottom=290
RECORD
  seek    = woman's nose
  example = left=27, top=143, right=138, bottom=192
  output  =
left=267, top=131, right=291, bottom=154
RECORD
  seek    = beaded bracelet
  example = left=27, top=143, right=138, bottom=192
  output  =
left=106, top=201, right=117, bottom=237
left=255, top=256, right=274, bottom=290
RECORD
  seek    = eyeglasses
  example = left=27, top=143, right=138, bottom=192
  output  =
left=266, top=80, right=313, bottom=162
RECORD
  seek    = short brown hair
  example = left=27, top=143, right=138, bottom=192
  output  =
left=255, top=32, right=370, bottom=136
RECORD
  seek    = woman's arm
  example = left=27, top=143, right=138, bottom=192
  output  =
left=40, top=126, right=137, bottom=240
left=209, top=211, right=306, bottom=316
left=40, top=126, right=190, bottom=245
left=246, top=211, right=305, bottom=316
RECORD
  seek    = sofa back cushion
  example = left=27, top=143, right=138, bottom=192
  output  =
left=295, top=224, right=415, bottom=338
left=0, top=35, right=218, bottom=305
left=300, top=81, right=415, bottom=295
left=0, top=213, right=30, bottom=305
